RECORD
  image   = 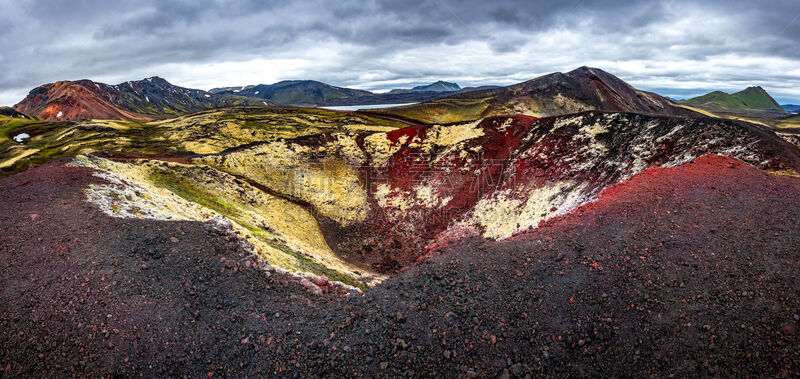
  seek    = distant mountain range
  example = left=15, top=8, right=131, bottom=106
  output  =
left=13, top=77, right=263, bottom=121
left=209, top=80, right=482, bottom=107
left=680, top=87, right=786, bottom=113
left=10, top=70, right=797, bottom=125
left=372, top=66, right=697, bottom=124
left=782, top=104, right=800, bottom=113
left=209, top=80, right=373, bottom=106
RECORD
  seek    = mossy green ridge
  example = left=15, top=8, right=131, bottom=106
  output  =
left=0, top=106, right=405, bottom=177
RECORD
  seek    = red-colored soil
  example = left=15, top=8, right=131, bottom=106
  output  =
left=1, top=154, right=798, bottom=377
left=14, top=81, right=151, bottom=121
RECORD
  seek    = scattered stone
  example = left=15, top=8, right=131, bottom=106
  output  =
left=300, top=278, right=323, bottom=296
left=509, top=363, right=523, bottom=377
left=781, top=322, right=796, bottom=336
left=497, top=368, right=510, bottom=379
left=312, top=275, right=329, bottom=287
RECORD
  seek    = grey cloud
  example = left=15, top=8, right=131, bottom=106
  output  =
left=1, top=0, right=800, bottom=105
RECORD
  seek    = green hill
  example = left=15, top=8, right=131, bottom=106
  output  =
left=411, top=81, right=460, bottom=92
left=681, top=86, right=786, bottom=112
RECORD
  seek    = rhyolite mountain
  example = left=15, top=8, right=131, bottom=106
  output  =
left=13, top=77, right=262, bottom=121
left=374, top=66, right=698, bottom=124
left=681, top=86, right=787, bottom=113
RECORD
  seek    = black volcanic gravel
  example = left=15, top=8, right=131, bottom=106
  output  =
left=1, top=156, right=799, bottom=377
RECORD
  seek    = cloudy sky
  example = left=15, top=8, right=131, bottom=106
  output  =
left=1, top=0, right=799, bottom=106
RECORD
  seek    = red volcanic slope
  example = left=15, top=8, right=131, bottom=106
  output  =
left=13, top=80, right=153, bottom=121
left=13, top=77, right=244, bottom=121
left=0, top=155, right=798, bottom=376
left=525, top=154, right=800, bottom=233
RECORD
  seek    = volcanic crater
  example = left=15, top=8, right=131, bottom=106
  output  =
left=2, top=74, right=800, bottom=376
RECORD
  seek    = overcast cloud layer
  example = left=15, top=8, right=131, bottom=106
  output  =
left=1, top=0, right=799, bottom=106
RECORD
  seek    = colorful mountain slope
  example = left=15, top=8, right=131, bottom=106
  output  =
left=373, top=67, right=695, bottom=124
left=13, top=77, right=263, bottom=121
left=681, top=86, right=786, bottom=113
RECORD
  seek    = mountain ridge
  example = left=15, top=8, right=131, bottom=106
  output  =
left=371, top=66, right=697, bottom=124
left=13, top=77, right=262, bottom=121
left=210, top=80, right=373, bottom=105
left=211, top=80, right=469, bottom=106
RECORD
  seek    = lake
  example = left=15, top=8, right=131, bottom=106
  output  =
left=318, top=103, right=418, bottom=111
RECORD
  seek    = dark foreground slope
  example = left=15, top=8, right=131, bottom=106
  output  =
left=1, top=154, right=798, bottom=377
